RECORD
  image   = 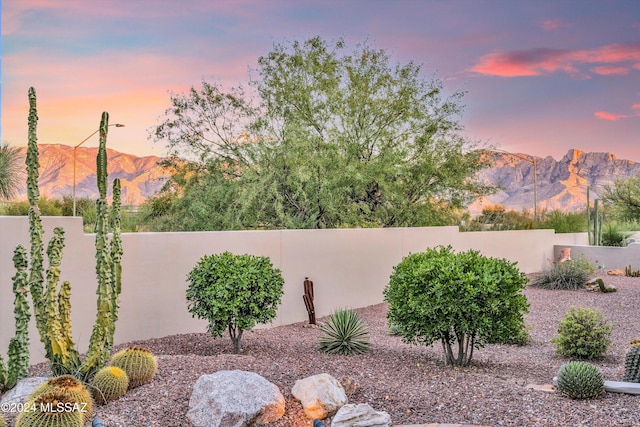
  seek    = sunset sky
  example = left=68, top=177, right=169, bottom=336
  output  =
left=2, top=0, right=640, bottom=161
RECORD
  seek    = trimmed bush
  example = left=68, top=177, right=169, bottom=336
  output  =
left=319, top=308, right=371, bottom=355
left=384, top=245, right=529, bottom=366
left=186, top=251, right=284, bottom=354
left=552, top=307, right=612, bottom=359
left=556, top=361, right=604, bottom=399
left=531, top=258, right=595, bottom=290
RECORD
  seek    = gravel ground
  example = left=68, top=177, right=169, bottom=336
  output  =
left=4, top=275, right=640, bottom=427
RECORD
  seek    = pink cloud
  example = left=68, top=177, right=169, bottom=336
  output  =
left=594, top=111, right=628, bottom=121
left=632, top=104, right=640, bottom=110
left=541, top=19, right=568, bottom=31
left=470, top=43, right=640, bottom=78
left=591, top=66, right=629, bottom=75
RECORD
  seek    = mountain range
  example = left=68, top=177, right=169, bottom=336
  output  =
left=470, top=149, right=640, bottom=216
left=12, top=145, right=640, bottom=214
left=14, top=144, right=169, bottom=206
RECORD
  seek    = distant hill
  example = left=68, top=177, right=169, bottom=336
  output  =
left=12, top=145, right=640, bottom=212
left=14, top=144, right=169, bottom=206
left=470, top=149, right=640, bottom=216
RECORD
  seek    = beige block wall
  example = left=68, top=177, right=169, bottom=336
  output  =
left=0, top=216, right=587, bottom=364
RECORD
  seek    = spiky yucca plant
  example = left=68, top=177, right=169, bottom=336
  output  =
left=556, top=361, right=604, bottom=399
left=319, top=308, right=370, bottom=355
left=623, top=339, right=640, bottom=383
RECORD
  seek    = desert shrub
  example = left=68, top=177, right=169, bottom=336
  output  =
left=556, top=361, right=604, bottom=399
left=384, top=245, right=529, bottom=366
left=538, top=210, right=587, bottom=233
left=552, top=306, right=612, bottom=359
left=1, top=196, right=63, bottom=216
left=601, top=222, right=632, bottom=246
left=186, top=251, right=284, bottom=354
left=531, top=258, right=595, bottom=290
left=319, top=308, right=371, bottom=355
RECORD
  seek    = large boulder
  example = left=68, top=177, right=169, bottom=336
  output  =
left=186, top=370, right=285, bottom=427
left=291, top=373, right=347, bottom=419
left=332, top=403, right=392, bottom=427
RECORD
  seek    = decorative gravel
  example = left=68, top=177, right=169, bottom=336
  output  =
left=8, top=275, right=640, bottom=426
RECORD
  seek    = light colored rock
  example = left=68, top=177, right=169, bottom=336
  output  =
left=607, top=269, right=625, bottom=276
left=525, top=383, right=556, bottom=393
left=0, top=377, right=48, bottom=406
left=292, top=373, right=347, bottom=419
left=332, top=403, right=392, bottom=427
left=187, top=370, right=285, bottom=427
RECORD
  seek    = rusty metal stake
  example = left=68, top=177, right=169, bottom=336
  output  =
left=303, top=277, right=316, bottom=325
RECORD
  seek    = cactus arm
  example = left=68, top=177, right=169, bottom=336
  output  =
left=7, top=246, right=31, bottom=386
left=107, top=178, right=123, bottom=350
left=81, top=112, right=114, bottom=376
left=58, top=280, right=80, bottom=369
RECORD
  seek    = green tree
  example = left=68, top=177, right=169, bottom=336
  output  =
left=149, top=37, right=491, bottom=230
left=0, top=143, right=25, bottom=201
left=185, top=252, right=284, bottom=353
left=384, top=246, right=529, bottom=366
left=601, top=175, right=640, bottom=222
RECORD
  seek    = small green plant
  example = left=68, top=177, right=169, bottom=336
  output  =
left=625, top=265, right=640, bottom=277
left=556, top=361, right=604, bottom=399
left=92, top=366, right=129, bottom=404
left=15, top=390, right=85, bottom=427
left=186, top=251, right=284, bottom=354
left=319, top=308, right=371, bottom=355
left=388, top=320, right=405, bottom=336
left=552, top=307, right=612, bottom=359
left=29, top=375, right=94, bottom=423
left=385, top=246, right=529, bottom=366
left=531, top=258, right=595, bottom=290
left=110, top=347, right=157, bottom=388
left=622, top=339, right=640, bottom=383
left=601, top=222, right=631, bottom=246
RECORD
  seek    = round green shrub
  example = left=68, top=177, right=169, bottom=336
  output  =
left=556, top=361, right=604, bottom=399
left=384, top=245, right=529, bottom=366
left=552, top=306, right=612, bottom=359
left=186, top=251, right=284, bottom=354
left=319, top=308, right=370, bottom=355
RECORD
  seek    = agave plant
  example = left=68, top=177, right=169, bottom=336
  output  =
left=319, top=308, right=370, bottom=355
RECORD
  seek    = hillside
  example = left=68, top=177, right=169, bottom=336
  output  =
left=14, top=144, right=169, bottom=206
left=470, top=149, right=640, bottom=215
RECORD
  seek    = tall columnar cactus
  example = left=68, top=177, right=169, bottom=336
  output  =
left=623, top=339, right=640, bottom=383
left=18, top=88, right=123, bottom=381
left=0, top=246, right=31, bottom=391
left=80, top=112, right=123, bottom=378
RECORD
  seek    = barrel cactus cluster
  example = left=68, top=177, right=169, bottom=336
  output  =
left=0, top=413, right=7, bottom=427
left=91, top=346, right=158, bottom=404
left=15, top=390, right=85, bottom=427
left=556, top=361, right=605, bottom=399
left=28, top=375, right=94, bottom=423
left=622, top=339, right=640, bottom=383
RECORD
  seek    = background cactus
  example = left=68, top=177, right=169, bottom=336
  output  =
left=29, top=375, right=94, bottom=423
left=110, top=347, right=157, bottom=388
left=15, top=390, right=85, bottom=427
left=622, top=340, right=640, bottom=383
left=556, top=361, right=604, bottom=399
left=16, top=89, right=123, bottom=381
left=92, top=366, right=129, bottom=404
left=0, top=246, right=31, bottom=391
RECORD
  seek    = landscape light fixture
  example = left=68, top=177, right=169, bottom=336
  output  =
left=73, top=123, right=125, bottom=216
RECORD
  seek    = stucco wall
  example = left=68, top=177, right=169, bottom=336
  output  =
left=553, top=243, right=640, bottom=270
left=0, top=216, right=587, bottom=363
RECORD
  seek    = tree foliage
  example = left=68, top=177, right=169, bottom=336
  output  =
left=185, top=252, right=284, bottom=354
left=601, top=174, right=640, bottom=222
left=0, top=143, right=25, bottom=201
left=384, top=246, right=529, bottom=366
left=147, top=37, right=491, bottom=230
